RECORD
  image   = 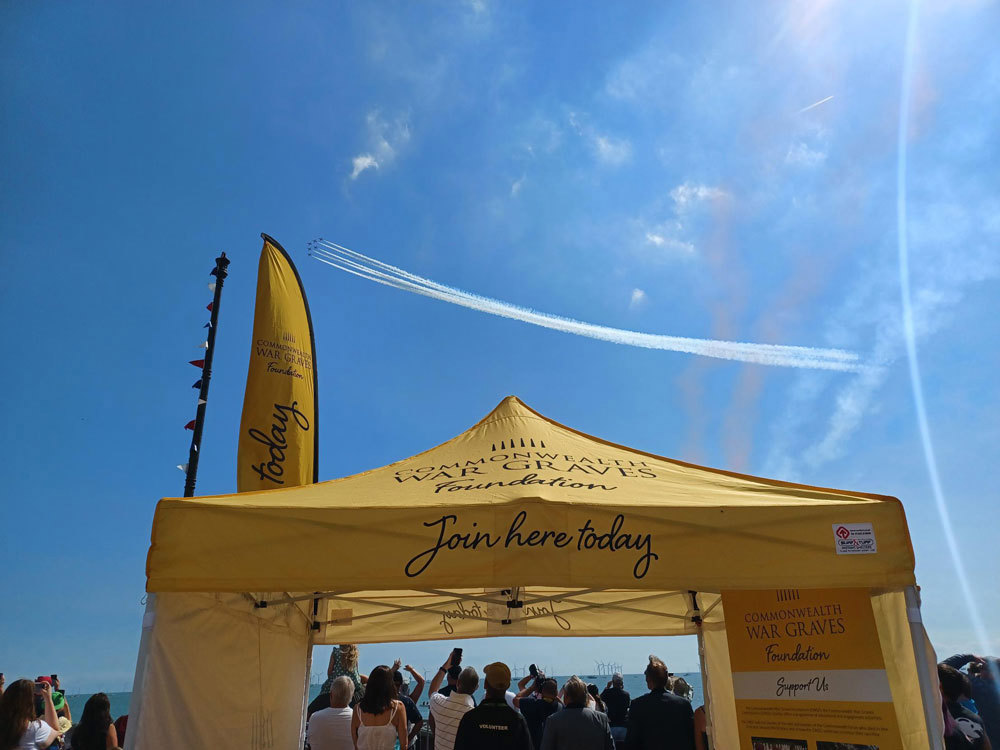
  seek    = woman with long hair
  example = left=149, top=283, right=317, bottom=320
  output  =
left=350, top=665, right=406, bottom=750
left=69, top=693, right=118, bottom=750
left=0, top=679, right=59, bottom=750
left=308, top=644, right=368, bottom=718
left=586, top=683, right=607, bottom=713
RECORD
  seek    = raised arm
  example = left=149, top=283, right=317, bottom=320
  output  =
left=428, top=650, right=454, bottom=695
left=406, top=665, right=426, bottom=702
left=941, top=653, right=983, bottom=670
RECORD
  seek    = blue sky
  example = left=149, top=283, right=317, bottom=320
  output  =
left=1, top=1, right=998, bottom=693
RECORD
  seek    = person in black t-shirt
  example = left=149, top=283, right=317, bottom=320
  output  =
left=393, top=670, right=425, bottom=750
left=626, top=656, right=695, bottom=750
left=455, top=662, right=533, bottom=750
left=600, top=672, right=629, bottom=743
left=517, top=678, right=561, bottom=749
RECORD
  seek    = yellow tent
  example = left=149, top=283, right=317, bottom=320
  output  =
left=126, top=396, right=943, bottom=749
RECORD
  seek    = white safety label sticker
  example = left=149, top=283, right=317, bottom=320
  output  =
left=833, top=522, right=877, bottom=554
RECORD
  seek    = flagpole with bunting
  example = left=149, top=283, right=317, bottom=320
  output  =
left=183, top=252, right=230, bottom=497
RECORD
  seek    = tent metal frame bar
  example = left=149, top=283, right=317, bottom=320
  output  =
left=314, top=588, right=708, bottom=629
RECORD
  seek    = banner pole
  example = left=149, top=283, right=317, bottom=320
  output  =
left=184, top=251, right=231, bottom=497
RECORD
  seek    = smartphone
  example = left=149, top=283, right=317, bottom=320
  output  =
left=34, top=682, right=46, bottom=694
left=529, top=663, right=538, bottom=678
left=452, top=647, right=463, bottom=666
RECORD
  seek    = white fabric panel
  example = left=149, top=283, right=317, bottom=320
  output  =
left=126, top=592, right=311, bottom=750
left=702, top=607, right=739, bottom=750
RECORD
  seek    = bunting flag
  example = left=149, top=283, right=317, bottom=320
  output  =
left=184, top=420, right=196, bottom=430
left=206, top=302, right=214, bottom=312
left=192, top=379, right=203, bottom=389
left=189, top=359, right=205, bottom=369
left=237, top=234, right=318, bottom=491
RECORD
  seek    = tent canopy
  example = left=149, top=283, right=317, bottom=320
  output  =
left=145, top=396, right=915, bottom=643
left=133, top=396, right=938, bottom=750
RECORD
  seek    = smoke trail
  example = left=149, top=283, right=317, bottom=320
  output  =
left=797, top=95, right=834, bottom=114
left=895, top=1, right=995, bottom=666
left=309, top=239, right=867, bottom=372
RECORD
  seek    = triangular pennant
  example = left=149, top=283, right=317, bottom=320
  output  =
left=184, top=420, right=196, bottom=430
left=193, top=444, right=198, bottom=452
left=206, top=302, right=213, bottom=312
left=189, top=359, right=205, bottom=369
left=208, top=282, right=217, bottom=292
left=177, top=463, right=188, bottom=472
left=203, top=322, right=211, bottom=328
left=198, top=399, right=207, bottom=405
left=192, top=379, right=203, bottom=389
left=198, top=341, right=208, bottom=349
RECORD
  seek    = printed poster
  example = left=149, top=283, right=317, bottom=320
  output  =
left=721, top=588, right=903, bottom=750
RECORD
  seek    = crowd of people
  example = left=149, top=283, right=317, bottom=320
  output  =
left=940, top=654, right=999, bottom=750
left=0, top=672, right=127, bottom=750
left=3, top=648, right=995, bottom=749
left=305, top=646, right=703, bottom=750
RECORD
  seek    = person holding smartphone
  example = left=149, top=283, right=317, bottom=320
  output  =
left=429, top=648, right=479, bottom=750
left=0, top=679, right=61, bottom=749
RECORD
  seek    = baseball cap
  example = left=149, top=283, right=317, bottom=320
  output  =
left=483, top=662, right=512, bottom=691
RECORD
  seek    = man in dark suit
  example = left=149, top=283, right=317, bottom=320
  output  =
left=625, top=656, right=695, bottom=750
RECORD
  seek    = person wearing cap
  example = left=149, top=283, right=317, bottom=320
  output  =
left=515, top=676, right=561, bottom=749
left=625, top=656, right=695, bottom=750
left=429, top=650, right=479, bottom=750
left=600, top=672, right=630, bottom=742
left=454, top=662, right=532, bottom=750
left=538, top=676, right=613, bottom=750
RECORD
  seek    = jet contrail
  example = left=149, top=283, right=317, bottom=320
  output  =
left=798, top=95, right=834, bottom=114
left=308, top=239, right=866, bottom=372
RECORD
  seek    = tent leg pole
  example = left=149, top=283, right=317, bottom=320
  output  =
left=696, top=625, right=714, bottom=750
left=300, top=600, right=318, bottom=750
left=690, top=591, right=714, bottom=750
left=905, top=586, right=943, bottom=749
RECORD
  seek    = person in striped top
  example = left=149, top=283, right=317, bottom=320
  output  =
left=429, top=650, right=480, bottom=750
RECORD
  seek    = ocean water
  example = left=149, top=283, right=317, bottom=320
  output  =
left=66, top=672, right=703, bottom=725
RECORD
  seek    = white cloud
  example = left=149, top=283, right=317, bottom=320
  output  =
left=348, top=110, right=411, bottom=180
left=785, top=141, right=828, bottom=167
left=645, top=232, right=695, bottom=254
left=670, top=182, right=728, bottom=209
left=510, top=175, right=525, bottom=196
left=629, top=288, right=647, bottom=309
left=567, top=111, right=631, bottom=167
left=350, top=154, right=378, bottom=179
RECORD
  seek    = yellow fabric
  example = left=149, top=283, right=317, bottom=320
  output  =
left=311, top=587, right=710, bottom=644
left=872, top=589, right=942, bottom=749
left=151, top=396, right=915, bottom=593
left=126, top=592, right=311, bottom=750
left=237, top=235, right=317, bottom=492
left=702, top=606, right=740, bottom=750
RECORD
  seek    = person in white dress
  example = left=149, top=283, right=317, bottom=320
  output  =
left=308, top=676, right=356, bottom=750
left=351, top=665, right=407, bottom=750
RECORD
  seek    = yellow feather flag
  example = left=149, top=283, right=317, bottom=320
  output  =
left=237, top=234, right=318, bottom=491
